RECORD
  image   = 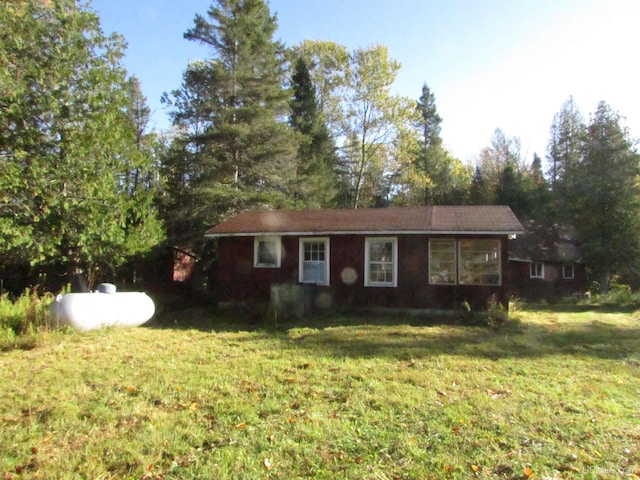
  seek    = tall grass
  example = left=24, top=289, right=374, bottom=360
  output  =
left=0, top=288, right=56, bottom=350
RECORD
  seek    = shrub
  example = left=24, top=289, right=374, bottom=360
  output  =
left=485, top=294, right=509, bottom=329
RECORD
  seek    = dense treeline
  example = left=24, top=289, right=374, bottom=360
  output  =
left=2, top=0, right=639, bottom=293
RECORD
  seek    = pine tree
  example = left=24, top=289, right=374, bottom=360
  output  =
left=162, top=0, right=297, bottom=249
left=469, top=166, right=491, bottom=204
left=414, top=83, right=443, bottom=204
left=571, top=102, right=640, bottom=292
left=547, top=96, right=585, bottom=222
left=415, top=83, right=442, bottom=150
left=289, top=57, right=339, bottom=208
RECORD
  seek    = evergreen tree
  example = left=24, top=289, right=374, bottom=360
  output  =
left=414, top=83, right=443, bottom=204
left=547, top=96, right=585, bottom=221
left=495, top=165, right=531, bottom=218
left=415, top=83, right=442, bottom=150
left=469, top=166, right=491, bottom=204
left=289, top=57, right=339, bottom=208
left=528, top=153, right=551, bottom=221
left=572, top=102, right=640, bottom=292
left=162, top=0, right=297, bottom=249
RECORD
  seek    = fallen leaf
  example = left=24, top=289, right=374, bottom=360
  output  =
left=189, top=402, right=198, bottom=411
left=445, top=465, right=453, bottom=472
left=524, top=466, right=534, bottom=478
left=236, top=422, right=247, bottom=429
left=355, top=455, right=363, bottom=464
left=488, top=388, right=511, bottom=399
left=471, top=464, right=480, bottom=472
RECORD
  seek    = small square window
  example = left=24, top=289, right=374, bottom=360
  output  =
left=254, top=237, right=281, bottom=268
left=530, top=262, right=544, bottom=279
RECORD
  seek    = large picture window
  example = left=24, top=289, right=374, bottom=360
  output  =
left=299, top=238, right=330, bottom=285
left=429, top=238, right=502, bottom=286
left=254, top=236, right=281, bottom=268
left=459, top=239, right=501, bottom=285
left=365, top=237, right=398, bottom=287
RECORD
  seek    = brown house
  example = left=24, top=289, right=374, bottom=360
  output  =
left=508, top=228, right=588, bottom=300
left=205, top=206, right=524, bottom=312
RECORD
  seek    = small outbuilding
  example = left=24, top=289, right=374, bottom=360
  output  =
left=508, top=227, right=587, bottom=301
left=205, top=206, right=524, bottom=312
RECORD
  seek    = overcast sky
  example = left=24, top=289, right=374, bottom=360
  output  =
left=90, top=0, right=640, bottom=164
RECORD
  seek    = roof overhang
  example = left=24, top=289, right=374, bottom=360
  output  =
left=206, top=230, right=524, bottom=239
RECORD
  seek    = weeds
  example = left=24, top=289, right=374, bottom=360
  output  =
left=0, top=288, right=60, bottom=351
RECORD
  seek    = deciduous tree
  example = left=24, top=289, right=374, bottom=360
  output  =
left=341, top=45, right=404, bottom=208
left=0, top=0, right=162, bottom=287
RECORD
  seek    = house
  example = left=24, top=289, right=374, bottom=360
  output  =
left=508, top=227, right=587, bottom=300
left=205, top=206, right=524, bottom=312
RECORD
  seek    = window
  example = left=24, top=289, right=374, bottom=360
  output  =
left=458, top=239, right=501, bottom=285
left=530, top=262, right=544, bottom=279
left=299, top=238, right=330, bottom=285
left=365, top=237, right=397, bottom=287
left=254, top=236, right=281, bottom=268
left=563, top=263, right=574, bottom=279
left=429, top=239, right=457, bottom=284
left=429, top=238, right=502, bottom=286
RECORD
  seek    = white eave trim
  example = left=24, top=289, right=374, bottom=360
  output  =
left=206, top=229, right=524, bottom=238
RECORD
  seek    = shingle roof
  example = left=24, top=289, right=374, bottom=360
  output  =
left=509, top=226, right=582, bottom=263
left=205, top=206, right=524, bottom=237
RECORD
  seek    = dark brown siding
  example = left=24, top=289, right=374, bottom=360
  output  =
left=215, top=234, right=510, bottom=309
left=507, top=261, right=588, bottom=300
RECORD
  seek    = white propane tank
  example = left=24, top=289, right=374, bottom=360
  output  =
left=50, top=284, right=155, bottom=331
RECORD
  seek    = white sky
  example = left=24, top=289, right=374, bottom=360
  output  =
left=91, top=0, right=640, bottom=164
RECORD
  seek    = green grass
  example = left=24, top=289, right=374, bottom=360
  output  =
left=1, top=308, right=639, bottom=479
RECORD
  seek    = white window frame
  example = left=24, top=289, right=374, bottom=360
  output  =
left=530, top=262, right=544, bottom=279
left=253, top=236, right=281, bottom=268
left=365, top=237, right=398, bottom=287
left=562, top=263, right=575, bottom=279
left=299, top=237, right=330, bottom=285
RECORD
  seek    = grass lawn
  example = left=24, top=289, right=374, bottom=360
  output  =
left=1, top=308, right=639, bottom=479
